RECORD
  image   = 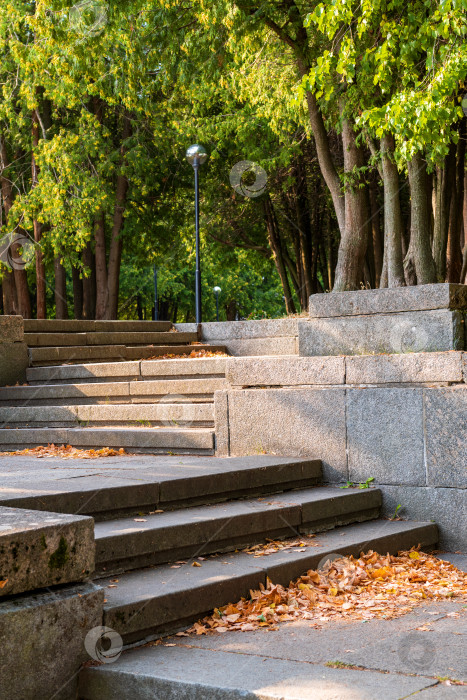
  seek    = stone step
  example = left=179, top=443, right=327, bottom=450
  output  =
left=0, top=402, right=215, bottom=428
left=94, top=487, right=382, bottom=576
left=28, top=344, right=226, bottom=366
left=26, top=357, right=228, bottom=385
left=94, top=518, right=438, bottom=646
left=0, top=427, right=215, bottom=454
left=25, top=331, right=197, bottom=348
left=0, top=456, right=322, bottom=521
left=0, top=378, right=227, bottom=405
left=24, top=320, right=174, bottom=333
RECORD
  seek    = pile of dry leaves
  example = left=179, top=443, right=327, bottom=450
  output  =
left=186, top=549, right=467, bottom=635
left=0, top=444, right=127, bottom=459
left=142, top=349, right=228, bottom=361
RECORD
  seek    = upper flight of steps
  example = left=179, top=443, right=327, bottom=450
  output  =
left=23, top=319, right=225, bottom=366
left=0, top=320, right=228, bottom=454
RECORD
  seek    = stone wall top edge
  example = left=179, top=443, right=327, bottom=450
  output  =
left=308, top=284, right=467, bottom=318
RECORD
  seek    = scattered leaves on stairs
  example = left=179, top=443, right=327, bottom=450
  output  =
left=141, top=350, right=228, bottom=361
left=185, top=549, right=467, bottom=635
left=0, top=444, right=128, bottom=459
left=243, top=535, right=319, bottom=557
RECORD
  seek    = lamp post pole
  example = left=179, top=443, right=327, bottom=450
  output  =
left=194, top=159, right=202, bottom=324
left=186, top=144, right=208, bottom=325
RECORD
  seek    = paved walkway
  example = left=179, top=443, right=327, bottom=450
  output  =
left=104, top=594, right=466, bottom=699
left=81, top=555, right=467, bottom=699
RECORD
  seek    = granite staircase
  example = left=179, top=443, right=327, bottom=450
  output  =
left=72, top=455, right=437, bottom=699
left=0, top=320, right=227, bottom=454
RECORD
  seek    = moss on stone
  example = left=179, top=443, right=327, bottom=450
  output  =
left=48, top=537, right=69, bottom=570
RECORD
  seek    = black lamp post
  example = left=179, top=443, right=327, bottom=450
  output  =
left=213, top=286, right=221, bottom=322
left=186, top=144, right=208, bottom=324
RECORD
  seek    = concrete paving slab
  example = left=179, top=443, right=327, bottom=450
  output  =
left=180, top=602, right=465, bottom=663
left=341, top=614, right=467, bottom=680
left=79, top=644, right=438, bottom=699
left=413, top=686, right=467, bottom=698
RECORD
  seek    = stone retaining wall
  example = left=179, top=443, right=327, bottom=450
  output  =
left=215, top=351, right=467, bottom=551
left=0, top=315, right=28, bottom=385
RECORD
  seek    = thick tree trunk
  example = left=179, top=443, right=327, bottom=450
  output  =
left=381, top=134, right=405, bottom=287
left=407, top=152, right=437, bottom=284
left=433, top=144, right=456, bottom=281
left=94, top=213, right=108, bottom=319
left=32, top=110, right=46, bottom=319
left=333, top=113, right=369, bottom=291
left=54, top=257, right=68, bottom=319
left=446, top=121, right=466, bottom=282
left=303, top=91, right=345, bottom=236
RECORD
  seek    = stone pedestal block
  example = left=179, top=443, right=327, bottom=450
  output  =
left=0, top=341, right=28, bottom=385
left=0, top=315, right=28, bottom=385
left=0, top=582, right=104, bottom=700
left=0, top=506, right=95, bottom=596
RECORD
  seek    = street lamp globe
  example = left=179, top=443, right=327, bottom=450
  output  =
left=186, top=144, right=208, bottom=166
left=213, top=286, right=221, bottom=294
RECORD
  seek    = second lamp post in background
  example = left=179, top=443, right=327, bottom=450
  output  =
left=186, top=144, right=208, bottom=324
left=213, top=286, right=221, bottom=322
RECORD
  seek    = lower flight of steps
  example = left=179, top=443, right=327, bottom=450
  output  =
left=23, top=319, right=226, bottom=366
left=2, top=455, right=438, bottom=657
left=69, top=455, right=438, bottom=699
left=0, top=356, right=228, bottom=455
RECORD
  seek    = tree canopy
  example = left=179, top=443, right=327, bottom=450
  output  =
left=0, top=0, right=466, bottom=320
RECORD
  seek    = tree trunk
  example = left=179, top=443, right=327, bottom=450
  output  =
left=407, top=152, right=437, bottom=284
left=381, top=134, right=405, bottom=287
left=94, top=213, right=108, bottom=319
left=303, top=91, right=345, bottom=236
left=32, top=110, right=46, bottom=319
left=369, top=177, right=383, bottom=287
left=264, top=197, right=296, bottom=314
left=82, top=242, right=96, bottom=319
left=1, top=269, right=17, bottom=315
left=54, top=257, right=68, bottom=319
left=446, top=121, right=466, bottom=282
left=105, top=112, right=131, bottom=320
left=433, top=144, right=456, bottom=281
left=333, top=112, right=369, bottom=291
left=1, top=135, right=31, bottom=317
left=72, top=266, right=83, bottom=319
